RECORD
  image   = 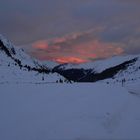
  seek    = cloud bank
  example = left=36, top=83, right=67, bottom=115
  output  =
left=30, top=30, right=124, bottom=63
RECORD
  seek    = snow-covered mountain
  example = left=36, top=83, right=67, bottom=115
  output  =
left=53, top=55, right=140, bottom=84
left=0, top=34, right=66, bottom=83
left=1, top=34, right=140, bottom=84
left=41, top=60, right=59, bottom=70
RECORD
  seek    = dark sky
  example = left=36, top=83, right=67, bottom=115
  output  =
left=1, top=0, right=140, bottom=63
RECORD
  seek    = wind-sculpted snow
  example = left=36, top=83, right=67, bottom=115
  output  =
left=0, top=83, right=140, bottom=140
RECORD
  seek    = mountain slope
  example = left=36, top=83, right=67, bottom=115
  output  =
left=53, top=55, right=140, bottom=84
left=0, top=35, right=66, bottom=83
left=0, top=34, right=50, bottom=72
left=1, top=34, right=139, bottom=84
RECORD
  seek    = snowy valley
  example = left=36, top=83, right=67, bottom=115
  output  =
left=0, top=35, right=140, bottom=140
left=1, top=34, right=140, bottom=85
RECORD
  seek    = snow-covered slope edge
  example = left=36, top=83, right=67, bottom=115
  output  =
left=0, top=34, right=67, bottom=83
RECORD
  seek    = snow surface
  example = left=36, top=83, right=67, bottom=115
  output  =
left=0, top=83, right=140, bottom=140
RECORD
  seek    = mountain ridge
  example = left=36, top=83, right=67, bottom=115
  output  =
left=0, top=34, right=67, bottom=83
left=0, top=34, right=140, bottom=84
left=53, top=54, right=140, bottom=84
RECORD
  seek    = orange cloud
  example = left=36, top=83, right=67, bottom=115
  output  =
left=55, top=57, right=86, bottom=64
left=32, top=41, right=49, bottom=50
left=30, top=30, right=124, bottom=64
left=72, top=40, right=124, bottom=59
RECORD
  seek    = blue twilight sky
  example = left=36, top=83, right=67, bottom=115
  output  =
left=0, top=0, right=140, bottom=63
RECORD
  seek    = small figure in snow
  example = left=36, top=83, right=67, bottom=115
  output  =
left=122, top=78, right=125, bottom=87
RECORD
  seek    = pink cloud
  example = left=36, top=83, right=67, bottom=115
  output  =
left=30, top=30, right=124, bottom=63
left=32, top=40, right=49, bottom=50
left=55, top=57, right=86, bottom=64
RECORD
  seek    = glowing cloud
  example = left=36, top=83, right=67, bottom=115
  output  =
left=32, top=41, right=48, bottom=50
left=30, top=30, right=124, bottom=63
left=55, top=57, right=86, bottom=64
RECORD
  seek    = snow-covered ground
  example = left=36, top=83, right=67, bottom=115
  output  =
left=0, top=83, right=140, bottom=140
